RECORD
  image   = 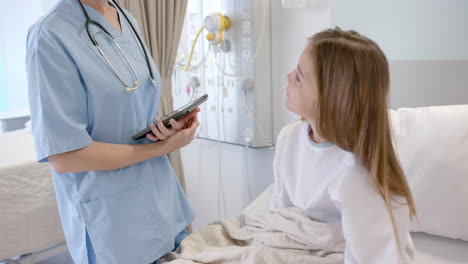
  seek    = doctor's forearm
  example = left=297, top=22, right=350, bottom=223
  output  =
left=48, top=141, right=170, bottom=173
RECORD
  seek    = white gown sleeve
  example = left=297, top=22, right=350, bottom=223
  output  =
left=270, top=126, right=294, bottom=210
left=329, top=165, right=414, bottom=264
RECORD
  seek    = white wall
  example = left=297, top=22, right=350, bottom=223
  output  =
left=0, top=0, right=59, bottom=113
left=388, top=61, right=468, bottom=108
left=181, top=140, right=274, bottom=230
left=271, top=1, right=331, bottom=140
left=182, top=2, right=331, bottom=231
left=331, top=0, right=468, bottom=108
left=0, top=1, right=39, bottom=112
left=331, top=0, right=468, bottom=61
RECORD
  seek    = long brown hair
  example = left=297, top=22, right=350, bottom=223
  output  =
left=308, top=28, right=416, bottom=251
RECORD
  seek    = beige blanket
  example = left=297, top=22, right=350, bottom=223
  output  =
left=159, top=187, right=345, bottom=264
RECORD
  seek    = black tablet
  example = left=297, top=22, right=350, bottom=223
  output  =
left=132, top=94, right=208, bottom=141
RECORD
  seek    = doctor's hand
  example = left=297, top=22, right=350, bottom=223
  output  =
left=163, top=115, right=200, bottom=151
left=146, top=107, right=201, bottom=141
left=178, top=107, right=200, bottom=129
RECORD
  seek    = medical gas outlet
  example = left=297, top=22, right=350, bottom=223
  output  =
left=204, top=13, right=231, bottom=46
left=181, top=12, right=231, bottom=71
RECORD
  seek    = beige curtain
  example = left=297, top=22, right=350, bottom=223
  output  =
left=119, top=0, right=188, bottom=194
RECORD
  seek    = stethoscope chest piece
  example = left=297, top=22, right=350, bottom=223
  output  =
left=125, top=80, right=140, bottom=93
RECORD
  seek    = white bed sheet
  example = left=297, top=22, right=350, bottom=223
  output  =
left=413, top=232, right=468, bottom=264
left=247, top=186, right=468, bottom=263
left=0, top=129, right=64, bottom=260
left=162, top=185, right=468, bottom=263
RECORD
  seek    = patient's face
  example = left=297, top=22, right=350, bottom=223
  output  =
left=285, top=45, right=318, bottom=120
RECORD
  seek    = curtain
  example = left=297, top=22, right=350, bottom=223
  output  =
left=119, top=0, right=188, bottom=195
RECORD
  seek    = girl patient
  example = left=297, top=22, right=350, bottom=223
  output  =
left=271, top=28, right=416, bottom=263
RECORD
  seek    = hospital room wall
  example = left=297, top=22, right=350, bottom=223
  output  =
left=0, top=1, right=44, bottom=112
left=182, top=2, right=331, bottom=231
left=331, top=0, right=468, bottom=108
left=0, top=0, right=59, bottom=133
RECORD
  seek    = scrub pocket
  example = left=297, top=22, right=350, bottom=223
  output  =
left=80, top=185, right=160, bottom=263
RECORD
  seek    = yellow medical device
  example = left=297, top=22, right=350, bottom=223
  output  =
left=204, top=13, right=231, bottom=45
left=181, top=13, right=230, bottom=71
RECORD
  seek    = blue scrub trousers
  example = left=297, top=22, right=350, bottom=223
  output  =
left=86, top=229, right=189, bottom=264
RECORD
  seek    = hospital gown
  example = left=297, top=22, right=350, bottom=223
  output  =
left=270, top=120, right=415, bottom=263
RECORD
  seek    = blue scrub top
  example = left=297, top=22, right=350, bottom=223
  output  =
left=25, top=1, right=195, bottom=263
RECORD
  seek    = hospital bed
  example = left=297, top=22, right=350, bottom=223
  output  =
left=159, top=105, right=468, bottom=264
left=0, top=128, right=66, bottom=263
left=157, top=185, right=468, bottom=264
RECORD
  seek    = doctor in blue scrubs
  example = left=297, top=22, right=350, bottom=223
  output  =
left=25, top=0, right=198, bottom=263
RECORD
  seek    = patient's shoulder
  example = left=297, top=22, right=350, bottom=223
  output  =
left=329, top=161, right=378, bottom=204
left=277, top=119, right=304, bottom=141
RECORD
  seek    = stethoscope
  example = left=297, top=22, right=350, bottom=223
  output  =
left=77, top=0, right=157, bottom=92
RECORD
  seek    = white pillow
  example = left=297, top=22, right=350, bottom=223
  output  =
left=389, top=105, right=468, bottom=241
